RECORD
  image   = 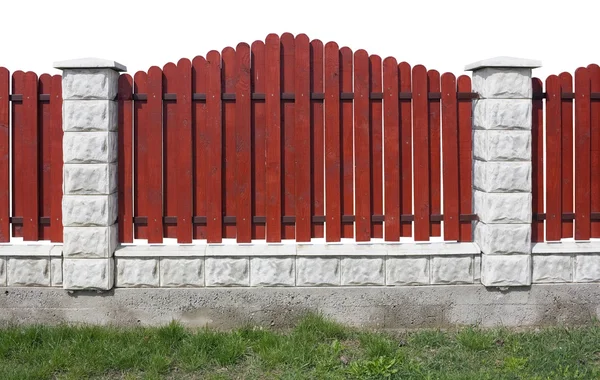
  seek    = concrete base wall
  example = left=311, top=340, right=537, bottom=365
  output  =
left=1, top=284, right=599, bottom=329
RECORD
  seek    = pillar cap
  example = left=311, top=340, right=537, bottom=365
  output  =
left=465, top=56, right=541, bottom=71
left=53, top=57, right=126, bottom=72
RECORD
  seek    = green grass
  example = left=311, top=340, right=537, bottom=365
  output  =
left=1, top=314, right=600, bottom=379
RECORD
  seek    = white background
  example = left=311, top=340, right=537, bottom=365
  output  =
left=0, top=0, right=597, bottom=80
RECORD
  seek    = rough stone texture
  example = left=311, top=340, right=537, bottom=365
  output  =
left=115, top=258, right=159, bottom=288
left=0, top=258, right=6, bottom=287
left=63, top=132, right=117, bottom=164
left=63, top=100, right=117, bottom=132
left=62, top=194, right=118, bottom=227
left=431, top=256, right=473, bottom=284
left=481, top=255, right=531, bottom=286
left=472, top=67, right=533, bottom=99
left=474, top=191, right=532, bottom=224
left=51, top=258, right=63, bottom=287
left=574, top=254, right=600, bottom=282
left=475, top=222, right=531, bottom=255
left=532, top=255, right=572, bottom=283
left=63, top=259, right=114, bottom=290
left=61, top=69, right=120, bottom=100
left=7, top=259, right=50, bottom=287
left=341, top=257, right=384, bottom=286
left=474, top=255, right=481, bottom=282
left=473, top=130, right=531, bottom=162
left=473, top=160, right=531, bottom=192
left=473, top=99, right=532, bottom=130
left=64, top=163, right=118, bottom=195
left=63, top=226, right=118, bottom=258
left=205, top=257, right=249, bottom=287
left=5, top=284, right=600, bottom=329
left=386, top=257, right=430, bottom=286
left=296, top=257, right=340, bottom=286
left=250, top=257, right=295, bottom=287
left=160, top=258, right=204, bottom=287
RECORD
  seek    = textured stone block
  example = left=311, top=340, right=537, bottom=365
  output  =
left=532, top=255, right=572, bottom=283
left=62, top=69, right=119, bottom=100
left=7, top=258, right=50, bottom=287
left=63, top=225, right=118, bottom=258
left=63, top=258, right=114, bottom=290
left=63, top=132, right=117, bottom=164
left=205, top=257, right=249, bottom=287
left=0, top=258, right=5, bottom=287
left=62, top=194, right=117, bottom=227
left=474, top=191, right=532, bottom=224
left=51, top=258, right=63, bottom=287
left=475, top=222, right=531, bottom=255
left=473, top=99, right=532, bottom=130
left=473, top=130, right=531, bottom=162
left=473, top=160, right=531, bottom=192
left=296, top=257, right=340, bottom=286
left=340, top=257, right=384, bottom=286
left=474, top=255, right=481, bottom=282
left=250, top=257, right=295, bottom=286
left=574, top=254, right=600, bottom=282
left=64, top=163, right=118, bottom=195
left=115, top=258, right=159, bottom=287
left=386, top=257, right=429, bottom=285
left=63, top=100, right=117, bottom=132
left=481, top=255, right=531, bottom=286
left=431, top=256, right=473, bottom=284
left=472, top=67, right=532, bottom=99
left=160, top=258, right=204, bottom=287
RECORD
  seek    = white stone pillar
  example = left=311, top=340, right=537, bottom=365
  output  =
left=466, top=57, right=541, bottom=287
left=53, top=58, right=126, bottom=290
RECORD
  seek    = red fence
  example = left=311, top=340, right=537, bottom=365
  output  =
left=0, top=68, right=63, bottom=242
left=118, top=33, right=475, bottom=244
left=532, top=65, right=600, bottom=242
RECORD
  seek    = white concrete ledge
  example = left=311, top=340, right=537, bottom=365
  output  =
left=54, top=57, right=127, bottom=72
left=0, top=245, right=62, bottom=257
left=465, top=56, right=542, bottom=71
left=533, top=241, right=600, bottom=254
left=115, top=245, right=206, bottom=257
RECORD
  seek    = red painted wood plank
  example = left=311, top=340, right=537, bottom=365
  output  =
left=281, top=33, right=296, bottom=240
left=560, top=72, right=574, bottom=238
left=588, top=64, right=600, bottom=238
left=177, top=58, right=193, bottom=243
left=133, top=71, right=149, bottom=240
left=354, top=50, right=371, bottom=242
left=235, top=43, right=252, bottom=243
left=162, top=62, right=178, bottom=239
left=383, top=57, right=400, bottom=241
left=118, top=74, right=134, bottom=243
left=49, top=75, right=62, bottom=243
left=0, top=67, right=8, bottom=242
left=206, top=50, right=223, bottom=243
left=310, top=39, right=325, bottom=239
left=38, top=74, right=52, bottom=241
left=265, top=34, right=281, bottom=242
left=222, top=47, right=237, bottom=239
left=251, top=41, right=266, bottom=240
left=457, top=75, right=472, bottom=242
left=146, top=66, right=164, bottom=243
left=22, top=72, right=39, bottom=241
left=325, top=41, right=341, bottom=242
left=413, top=65, right=430, bottom=241
left=441, top=73, right=459, bottom=241
left=428, top=70, right=441, bottom=237
left=399, top=62, right=413, bottom=238
left=370, top=55, right=383, bottom=239
left=192, top=56, right=208, bottom=240
left=575, top=67, right=591, bottom=240
left=340, top=46, right=354, bottom=239
left=545, top=75, right=562, bottom=241
left=294, top=34, right=311, bottom=242
left=531, top=77, right=545, bottom=243
left=11, top=71, right=24, bottom=238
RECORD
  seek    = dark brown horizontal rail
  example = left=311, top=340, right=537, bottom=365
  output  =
left=9, top=94, right=51, bottom=102
left=10, top=216, right=51, bottom=225
left=532, top=212, right=593, bottom=221
left=130, top=91, right=479, bottom=102
left=532, top=92, right=600, bottom=100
